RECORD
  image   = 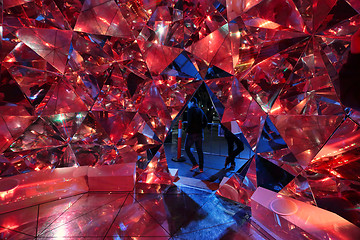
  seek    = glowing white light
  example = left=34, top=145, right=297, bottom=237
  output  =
left=158, top=25, right=165, bottom=35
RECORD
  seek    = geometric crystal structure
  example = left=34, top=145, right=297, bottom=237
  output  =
left=1, top=0, right=360, bottom=228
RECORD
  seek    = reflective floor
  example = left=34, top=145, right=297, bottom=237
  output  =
left=0, top=184, right=274, bottom=240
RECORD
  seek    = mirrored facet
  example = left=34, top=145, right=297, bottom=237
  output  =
left=315, top=0, right=358, bottom=33
left=270, top=115, right=344, bottom=168
left=74, top=0, right=133, bottom=38
left=41, top=79, right=89, bottom=115
left=256, top=116, right=303, bottom=176
left=0, top=66, right=34, bottom=116
left=255, top=155, right=295, bottom=192
left=186, top=24, right=229, bottom=66
left=216, top=174, right=251, bottom=205
left=279, top=171, right=317, bottom=205
left=16, top=28, right=72, bottom=73
left=136, top=146, right=172, bottom=185
left=106, top=194, right=170, bottom=237
left=1, top=0, right=360, bottom=227
left=8, top=117, right=65, bottom=152
left=0, top=205, right=38, bottom=237
left=37, top=195, right=83, bottom=235
left=137, top=82, right=173, bottom=142
left=39, top=193, right=128, bottom=238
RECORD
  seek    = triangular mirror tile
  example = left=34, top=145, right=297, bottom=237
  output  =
left=7, top=66, right=59, bottom=108
left=0, top=66, right=34, bottom=116
left=37, top=195, right=83, bottom=235
left=137, top=38, right=183, bottom=76
left=41, top=79, right=89, bottom=116
left=242, top=0, right=306, bottom=32
left=136, top=145, right=173, bottom=186
left=4, top=145, right=67, bottom=172
left=0, top=205, right=38, bottom=237
left=16, top=28, right=72, bottom=73
left=279, top=170, right=317, bottom=205
left=74, top=0, right=133, bottom=38
left=8, top=117, right=65, bottom=152
left=0, top=116, right=15, bottom=153
left=43, top=112, right=88, bottom=142
left=255, top=154, right=295, bottom=192
left=256, top=116, right=303, bottom=176
left=105, top=194, right=170, bottom=237
left=269, top=114, right=344, bottom=168
left=155, top=77, right=201, bottom=121
left=186, top=24, right=229, bottom=66
left=309, top=117, right=359, bottom=181
left=243, top=39, right=308, bottom=113
left=315, top=0, right=359, bottom=34
left=313, top=0, right=338, bottom=33
left=59, top=144, right=79, bottom=167
left=137, top=81, right=173, bottom=142
left=161, top=51, right=202, bottom=79
left=71, top=112, right=112, bottom=145
left=39, top=193, right=128, bottom=235
left=183, top=0, right=227, bottom=46
left=0, top=154, right=20, bottom=177
left=38, top=193, right=128, bottom=238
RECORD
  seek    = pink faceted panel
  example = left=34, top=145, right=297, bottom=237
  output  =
left=155, top=77, right=200, bottom=120
left=216, top=174, right=252, bottom=206
left=1, top=0, right=360, bottom=228
left=16, top=28, right=72, bottom=73
left=74, top=0, right=133, bottom=38
left=137, top=40, right=182, bottom=75
left=0, top=66, right=35, bottom=116
left=137, top=82, right=173, bottom=142
left=39, top=193, right=128, bottom=238
left=310, top=118, right=360, bottom=178
left=0, top=117, right=13, bottom=153
left=8, top=117, right=66, bottom=152
left=269, top=115, right=343, bottom=168
left=136, top=146, right=172, bottom=186
left=106, top=194, right=170, bottom=237
left=0, top=205, right=38, bottom=237
left=279, top=171, right=317, bottom=206
left=37, top=195, right=83, bottom=235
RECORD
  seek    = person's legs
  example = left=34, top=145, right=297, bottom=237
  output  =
left=185, top=134, right=198, bottom=167
left=193, top=133, right=204, bottom=170
left=232, top=136, right=244, bottom=160
left=227, top=135, right=244, bottom=169
left=227, top=137, right=236, bottom=165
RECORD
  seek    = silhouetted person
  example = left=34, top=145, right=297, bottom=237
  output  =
left=185, top=97, right=208, bottom=173
left=222, top=125, right=244, bottom=170
left=339, top=28, right=360, bottom=111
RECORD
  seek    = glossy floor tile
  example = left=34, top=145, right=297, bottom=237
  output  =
left=0, top=185, right=274, bottom=240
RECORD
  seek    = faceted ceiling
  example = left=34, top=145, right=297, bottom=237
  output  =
left=1, top=0, right=360, bottom=227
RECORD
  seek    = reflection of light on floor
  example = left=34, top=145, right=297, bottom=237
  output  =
left=53, top=225, right=69, bottom=238
left=1, top=223, right=19, bottom=231
left=119, top=222, right=127, bottom=231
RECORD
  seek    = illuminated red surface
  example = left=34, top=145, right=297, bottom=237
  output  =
left=1, top=0, right=360, bottom=231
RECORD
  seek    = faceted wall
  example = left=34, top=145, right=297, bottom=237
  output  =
left=1, top=0, right=360, bottom=227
